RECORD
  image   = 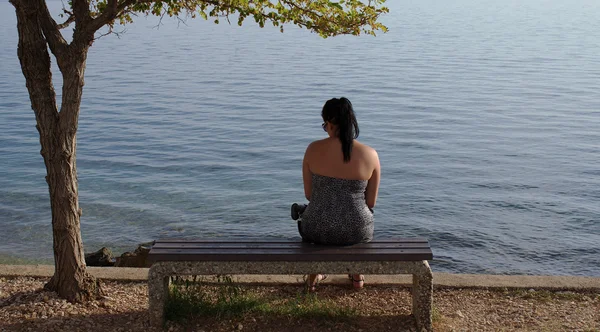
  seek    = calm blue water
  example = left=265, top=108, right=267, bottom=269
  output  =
left=1, top=0, right=599, bottom=275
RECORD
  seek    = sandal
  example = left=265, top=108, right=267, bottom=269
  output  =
left=291, top=203, right=301, bottom=220
left=291, top=203, right=307, bottom=220
left=351, top=274, right=364, bottom=289
left=305, top=274, right=328, bottom=293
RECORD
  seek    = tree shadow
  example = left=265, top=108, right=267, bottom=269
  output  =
left=0, top=288, right=45, bottom=308
left=0, top=311, right=417, bottom=332
left=0, top=311, right=157, bottom=332
left=175, top=312, right=417, bottom=332
left=0, top=286, right=153, bottom=331
left=0, top=282, right=419, bottom=332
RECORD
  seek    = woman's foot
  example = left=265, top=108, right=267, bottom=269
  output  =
left=351, top=274, right=364, bottom=289
left=306, top=274, right=328, bottom=293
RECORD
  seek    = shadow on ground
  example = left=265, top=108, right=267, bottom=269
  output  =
left=0, top=311, right=419, bottom=332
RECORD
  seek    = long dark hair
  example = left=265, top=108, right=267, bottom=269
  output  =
left=321, top=97, right=360, bottom=163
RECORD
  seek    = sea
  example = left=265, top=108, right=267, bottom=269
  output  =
left=0, top=0, right=599, bottom=276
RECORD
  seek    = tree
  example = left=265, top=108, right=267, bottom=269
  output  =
left=9, top=0, right=388, bottom=302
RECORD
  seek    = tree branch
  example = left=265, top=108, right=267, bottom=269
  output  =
left=36, top=0, right=69, bottom=58
left=94, top=24, right=127, bottom=41
left=69, top=0, right=99, bottom=48
left=8, top=0, right=20, bottom=9
left=86, top=0, right=215, bottom=35
left=72, top=0, right=92, bottom=25
left=57, top=14, right=75, bottom=29
left=85, top=0, right=143, bottom=34
left=9, top=0, right=61, bottom=124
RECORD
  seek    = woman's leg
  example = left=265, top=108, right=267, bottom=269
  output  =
left=297, top=220, right=311, bottom=243
left=294, top=205, right=321, bottom=290
left=306, top=274, right=327, bottom=292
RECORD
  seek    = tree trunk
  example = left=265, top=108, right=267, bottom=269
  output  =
left=11, top=0, right=101, bottom=302
left=43, top=106, right=102, bottom=301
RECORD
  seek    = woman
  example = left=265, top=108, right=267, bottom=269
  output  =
left=292, top=97, right=381, bottom=292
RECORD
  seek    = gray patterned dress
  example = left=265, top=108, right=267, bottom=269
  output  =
left=298, top=174, right=374, bottom=245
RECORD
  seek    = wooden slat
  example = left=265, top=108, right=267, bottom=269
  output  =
left=155, top=238, right=429, bottom=244
left=148, top=249, right=432, bottom=261
left=149, top=248, right=430, bottom=254
left=148, top=239, right=433, bottom=262
left=152, top=242, right=430, bottom=249
left=148, top=251, right=432, bottom=262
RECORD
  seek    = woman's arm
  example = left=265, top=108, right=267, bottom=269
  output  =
left=302, top=144, right=313, bottom=201
left=365, top=150, right=381, bottom=209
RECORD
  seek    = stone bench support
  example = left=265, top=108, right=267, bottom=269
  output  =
left=148, top=260, right=432, bottom=331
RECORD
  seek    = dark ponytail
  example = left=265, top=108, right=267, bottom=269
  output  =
left=321, top=97, right=359, bottom=163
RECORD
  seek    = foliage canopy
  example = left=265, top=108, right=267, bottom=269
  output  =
left=79, top=0, right=387, bottom=38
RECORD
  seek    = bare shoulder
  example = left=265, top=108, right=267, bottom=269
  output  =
left=306, top=138, right=328, bottom=151
left=305, top=138, right=327, bottom=157
left=354, top=140, right=379, bottom=158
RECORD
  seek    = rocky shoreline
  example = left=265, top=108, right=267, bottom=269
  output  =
left=84, top=243, right=154, bottom=268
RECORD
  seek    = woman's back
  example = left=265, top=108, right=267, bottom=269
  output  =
left=304, top=137, right=380, bottom=210
left=305, top=138, right=377, bottom=181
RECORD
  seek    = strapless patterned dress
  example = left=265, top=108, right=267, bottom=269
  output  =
left=298, top=173, right=374, bottom=245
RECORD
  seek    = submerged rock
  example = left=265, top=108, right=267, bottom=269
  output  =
left=85, top=247, right=116, bottom=267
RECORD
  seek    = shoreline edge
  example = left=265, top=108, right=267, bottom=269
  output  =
left=1, top=264, right=599, bottom=290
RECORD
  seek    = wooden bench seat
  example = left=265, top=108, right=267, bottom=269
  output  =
left=147, top=238, right=434, bottom=331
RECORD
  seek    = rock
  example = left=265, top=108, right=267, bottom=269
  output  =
left=236, top=323, right=243, bottom=330
left=115, top=244, right=153, bottom=267
left=85, top=247, right=116, bottom=267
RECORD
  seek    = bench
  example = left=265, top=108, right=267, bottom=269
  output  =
left=147, top=238, right=434, bottom=331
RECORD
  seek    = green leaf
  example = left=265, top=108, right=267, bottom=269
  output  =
left=330, top=2, right=343, bottom=10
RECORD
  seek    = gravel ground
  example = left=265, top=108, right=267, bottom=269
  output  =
left=0, top=277, right=598, bottom=331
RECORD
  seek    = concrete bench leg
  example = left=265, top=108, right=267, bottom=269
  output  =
left=412, top=261, right=433, bottom=332
left=148, top=265, right=170, bottom=328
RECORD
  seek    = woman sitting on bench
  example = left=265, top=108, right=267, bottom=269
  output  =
left=291, top=97, right=381, bottom=292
